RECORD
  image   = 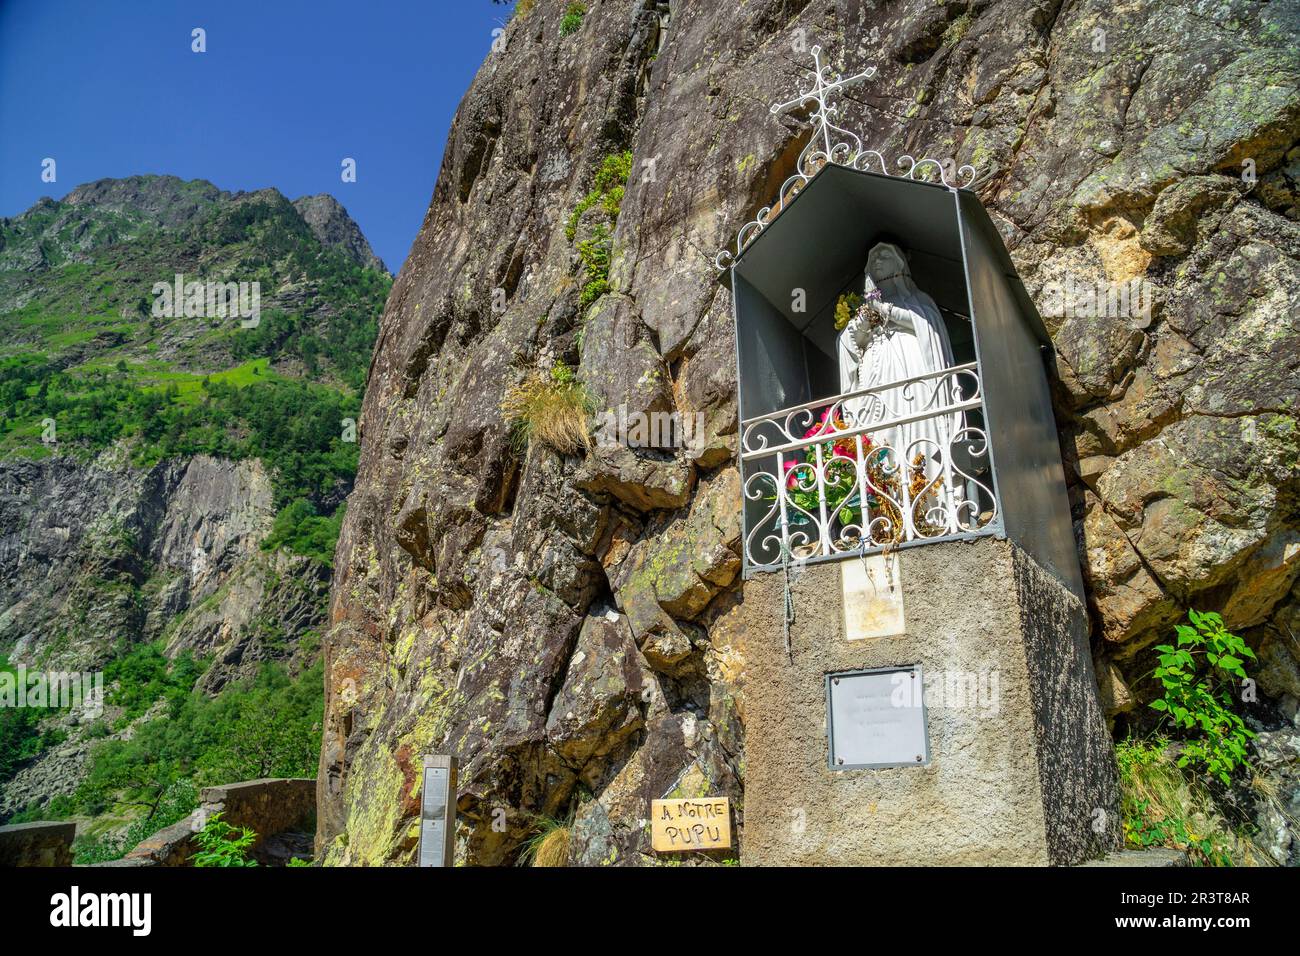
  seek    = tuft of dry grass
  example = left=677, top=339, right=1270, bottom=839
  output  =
left=501, top=363, right=593, bottom=455
left=518, top=815, right=571, bottom=867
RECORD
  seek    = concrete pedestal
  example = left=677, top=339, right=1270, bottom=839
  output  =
left=741, top=536, right=1119, bottom=865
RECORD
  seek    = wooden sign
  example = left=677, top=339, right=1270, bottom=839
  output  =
left=651, top=797, right=732, bottom=852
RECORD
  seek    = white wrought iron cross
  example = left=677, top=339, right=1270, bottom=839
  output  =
left=770, top=45, right=876, bottom=166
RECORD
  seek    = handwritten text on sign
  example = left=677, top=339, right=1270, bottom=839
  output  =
left=651, top=797, right=732, bottom=852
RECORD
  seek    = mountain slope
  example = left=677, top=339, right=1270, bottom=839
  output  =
left=0, top=175, right=389, bottom=851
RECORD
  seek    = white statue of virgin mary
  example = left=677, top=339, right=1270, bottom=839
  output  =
left=836, top=242, right=962, bottom=522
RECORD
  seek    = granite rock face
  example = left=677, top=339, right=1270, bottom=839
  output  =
left=0, top=454, right=326, bottom=816
left=318, top=0, right=1300, bottom=864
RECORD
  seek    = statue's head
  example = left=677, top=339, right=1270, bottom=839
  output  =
left=867, top=242, right=910, bottom=283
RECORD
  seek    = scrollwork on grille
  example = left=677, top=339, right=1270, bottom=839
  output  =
left=715, top=45, right=982, bottom=270
left=740, top=364, right=999, bottom=572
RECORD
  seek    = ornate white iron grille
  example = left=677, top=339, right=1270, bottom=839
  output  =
left=740, top=363, right=1001, bottom=573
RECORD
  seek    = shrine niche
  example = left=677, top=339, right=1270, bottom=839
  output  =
left=723, top=47, right=1118, bottom=867
left=719, top=47, right=1081, bottom=601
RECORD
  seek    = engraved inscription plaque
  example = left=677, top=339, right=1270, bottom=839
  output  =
left=826, top=666, right=929, bottom=770
left=650, top=797, right=732, bottom=852
left=418, top=755, right=457, bottom=867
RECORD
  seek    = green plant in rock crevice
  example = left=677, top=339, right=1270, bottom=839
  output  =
left=566, top=151, right=633, bottom=309
left=1149, top=609, right=1256, bottom=786
left=501, top=362, right=594, bottom=455
left=1114, top=736, right=1240, bottom=866
left=560, top=2, right=587, bottom=36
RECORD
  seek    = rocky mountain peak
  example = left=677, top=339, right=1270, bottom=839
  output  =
left=293, top=193, right=388, bottom=275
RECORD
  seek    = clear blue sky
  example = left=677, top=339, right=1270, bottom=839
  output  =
left=0, top=0, right=508, bottom=272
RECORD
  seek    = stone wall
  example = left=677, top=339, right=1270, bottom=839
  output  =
left=0, top=820, right=75, bottom=867
left=123, top=777, right=316, bottom=866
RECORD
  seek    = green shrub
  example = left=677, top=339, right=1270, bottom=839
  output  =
left=263, top=499, right=345, bottom=565
left=560, top=2, right=587, bottom=35
left=104, top=643, right=206, bottom=721
left=72, top=661, right=322, bottom=826
left=69, top=779, right=199, bottom=864
left=1149, top=609, right=1256, bottom=785
left=192, top=811, right=258, bottom=867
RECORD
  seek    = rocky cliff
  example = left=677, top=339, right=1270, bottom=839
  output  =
left=318, top=0, right=1299, bottom=865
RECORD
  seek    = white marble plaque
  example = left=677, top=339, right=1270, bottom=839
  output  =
left=841, top=554, right=904, bottom=640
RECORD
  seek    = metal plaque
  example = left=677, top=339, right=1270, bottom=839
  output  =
left=826, top=666, right=929, bottom=770
left=418, top=755, right=457, bottom=867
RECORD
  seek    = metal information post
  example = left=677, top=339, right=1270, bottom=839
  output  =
left=418, top=755, right=457, bottom=867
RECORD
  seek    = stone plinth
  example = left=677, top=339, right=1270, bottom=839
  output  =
left=741, top=536, right=1118, bottom=866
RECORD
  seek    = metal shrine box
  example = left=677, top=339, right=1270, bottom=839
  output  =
left=729, top=163, right=1084, bottom=602
left=729, top=46, right=1119, bottom=866
left=418, top=754, right=457, bottom=867
left=826, top=665, right=929, bottom=769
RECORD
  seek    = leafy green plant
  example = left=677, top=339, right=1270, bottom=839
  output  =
left=1149, top=610, right=1256, bottom=785
left=191, top=811, right=258, bottom=867
left=560, top=2, right=587, bottom=35
left=577, top=225, right=613, bottom=307
left=565, top=152, right=632, bottom=241
left=501, top=363, right=594, bottom=455
left=565, top=151, right=632, bottom=309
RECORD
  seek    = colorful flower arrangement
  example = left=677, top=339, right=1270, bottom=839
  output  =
left=773, top=406, right=944, bottom=547
left=779, top=407, right=871, bottom=528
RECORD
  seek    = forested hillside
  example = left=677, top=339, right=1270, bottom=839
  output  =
left=0, top=174, right=389, bottom=862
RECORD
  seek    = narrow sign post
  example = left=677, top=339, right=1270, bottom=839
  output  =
left=418, top=755, right=457, bottom=867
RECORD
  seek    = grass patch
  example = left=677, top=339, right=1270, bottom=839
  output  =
left=942, top=12, right=972, bottom=47
left=519, top=815, right=571, bottom=867
left=1116, top=736, right=1272, bottom=865
left=501, top=362, right=593, bottom=455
